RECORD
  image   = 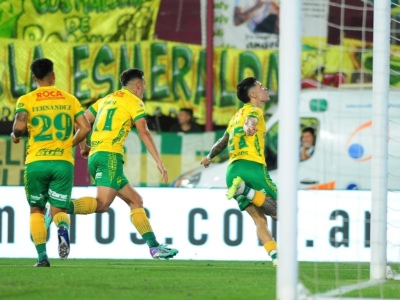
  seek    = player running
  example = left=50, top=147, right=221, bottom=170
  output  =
left=46, top=68, right=178, bottom=260
left=11, top=58, right=91, bottom=267
left=201, top=77, right=278, bottom=267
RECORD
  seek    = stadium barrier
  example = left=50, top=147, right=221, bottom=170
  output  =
left=0, top=187, right=399, bottom=261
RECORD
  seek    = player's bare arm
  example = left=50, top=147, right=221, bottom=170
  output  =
left=201, top=133, right=229, bottom=168
left=243, top=116, right=259, bottom=136
left=11, top=112, right=28, bottom=144
left=74, top=109, right=95, bottom=158
left=136, top=117, right=168, bottom=184
left=72, top=114, right=91, bottom=147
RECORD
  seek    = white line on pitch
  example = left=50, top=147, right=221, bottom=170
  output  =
left=313, top=279, right=384, bottom=298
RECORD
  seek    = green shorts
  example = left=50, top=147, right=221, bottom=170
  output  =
left=88, top=151, right=129, bottom=191
left=226, top=160, right=278, bottom=211
left=24, top=160, right=73, bottom=209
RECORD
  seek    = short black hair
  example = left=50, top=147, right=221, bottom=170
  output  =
left=30, top=58, right=54, bottom=80
left=302, top=127, right=315, bottom=136
left=236, top=77, right=257, bottom=103
left=180, top=108, right=193, bottom=118
left=120, top=68, right=144, bottom=86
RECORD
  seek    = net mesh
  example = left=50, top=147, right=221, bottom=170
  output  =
left=297, top=0, right=400, bottom=298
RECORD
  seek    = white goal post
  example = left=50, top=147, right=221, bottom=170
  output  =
left=370, top=0, right=391, bottom=281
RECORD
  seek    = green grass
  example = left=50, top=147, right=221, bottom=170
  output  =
left=0, top=259, right=399, bottom=299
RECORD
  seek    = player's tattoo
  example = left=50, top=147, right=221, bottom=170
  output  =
left=16, top=112, right=27, bottom=122
left=13, top=112, right=28, bottom=137
left=209, top=134, right=229, bottom=159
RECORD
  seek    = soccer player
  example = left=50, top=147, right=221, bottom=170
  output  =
left=200, top=77, right=278, bottom=266
left=51, top=68, right=178, bottom=259
left=11, top=58, right=91, bottom=267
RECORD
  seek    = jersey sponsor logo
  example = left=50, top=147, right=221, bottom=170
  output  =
left=113, top=91, right=124, bottom=97
left=36, top=90, right=65, bottom=100
left=231, top=151, right=249, bottom=159
left=95, top=172, right=103, bottom=179
left=48, top=189, right=68, bottom=201
left=91, top=141, right=103, bottom=148
left=36, top=147, right=64, bottom=156
left=32, top=105, right=71, bottom=112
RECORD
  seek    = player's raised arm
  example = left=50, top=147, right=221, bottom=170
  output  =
left=135, top=117, right=168, bottom=184
left=243, top=116, right=259, bottom=136
left=201, top=132, right=229, bottom=168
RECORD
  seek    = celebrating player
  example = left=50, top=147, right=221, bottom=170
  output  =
left=48, top=68, right=178, bottom=260
left=11, top=58, right=91, bottom=267
left=201, top=77, right=278, bottom=267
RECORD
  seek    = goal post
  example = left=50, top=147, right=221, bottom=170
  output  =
left=277, top=0, right=301, bottom=299
left=370, top=0, right=391, bottom=281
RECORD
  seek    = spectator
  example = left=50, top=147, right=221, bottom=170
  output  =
left=169, top=108, right=202, bottom=133
left=300, top=127, right=316, bottom=161
left=234, top=0, right=279, bottom=34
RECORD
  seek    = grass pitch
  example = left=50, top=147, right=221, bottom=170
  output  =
left=0, top=259, right=399, bottom=299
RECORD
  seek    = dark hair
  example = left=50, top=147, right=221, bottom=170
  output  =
left=180, top=108, right=193, bottom=118
left=236, top=77, right=257, bottom=103
left=120, top=68, right=144, bottom=86
left=302, top=127, right=315, bottom=136
left=30, top=58, right=54, bottom=80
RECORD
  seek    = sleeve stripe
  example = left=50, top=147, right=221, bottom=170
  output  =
left=75, top=110, right=84, bottom=118
left=133, top=113, right=147, bottom=122
left=89, top=106, right=97, bottom=116
left=15, top=108, right=29, bottom=114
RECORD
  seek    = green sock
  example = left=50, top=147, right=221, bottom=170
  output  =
left=67, top=200, right=75, bottom=214
left=36, top=243, right=48, bottom=262
left=142, top=232, right=159, bottom=248
left=58, top=222, right=69, bottom=230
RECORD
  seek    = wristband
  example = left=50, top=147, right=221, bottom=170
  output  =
left=206, top=154, right=212, bottom=161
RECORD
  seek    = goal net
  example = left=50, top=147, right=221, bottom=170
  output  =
left=295, top=0, right=400, bottom=298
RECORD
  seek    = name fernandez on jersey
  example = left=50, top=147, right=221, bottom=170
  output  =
left=32, top=105, right=72, bottom=112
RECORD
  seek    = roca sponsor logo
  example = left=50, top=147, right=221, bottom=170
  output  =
left=48, top=189, right=67, bottom=201
left=36, top=90, right=64, bottom=99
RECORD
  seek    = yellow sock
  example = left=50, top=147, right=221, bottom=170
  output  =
left=30, top=213, right=47, bottom=245
left=130, top=208, right=153, bottom=236
left=252, top=190, right=266, bottom=207
left=264, top=240, right=278, bottom=258
left=70, top=197, right=97, bottom=214
left=53, top=212, right=70, bottom=229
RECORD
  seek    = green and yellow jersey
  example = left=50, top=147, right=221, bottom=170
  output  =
left=89, top=88, right=146, bottom=156
left=226, top=103, right=266, bottom=165
left=15, top=86, right=84, bottom=165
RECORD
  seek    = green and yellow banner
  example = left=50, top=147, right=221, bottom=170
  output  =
left=0, top=38, right=278, bottom=125
left=0, top=0, right=160, bottom=42
left=1, top=37, right=400, bottom=125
